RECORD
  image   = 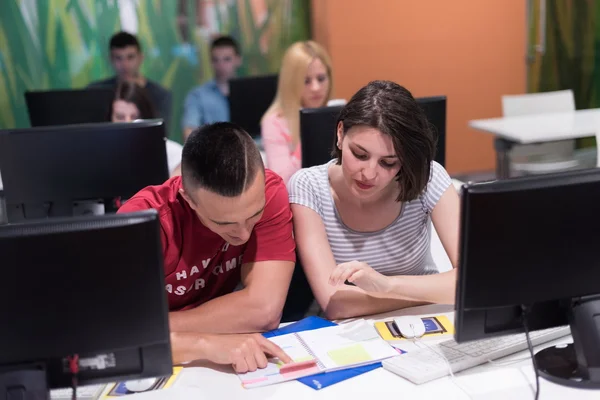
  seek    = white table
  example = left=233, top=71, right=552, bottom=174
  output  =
left=124, top=304, right=599, bottom=400
left=469, top=108, right=600, bottom=178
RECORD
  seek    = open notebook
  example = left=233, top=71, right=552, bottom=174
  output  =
left=238, top=320, right=399, bottom=388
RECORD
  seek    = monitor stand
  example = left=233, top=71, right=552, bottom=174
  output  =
left=534, top=296, right=600, bottom=389
left=0, top=364, right=49, bottom=400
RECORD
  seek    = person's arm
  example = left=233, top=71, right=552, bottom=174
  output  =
left=171, top=164, right=181, bottom=177
left=330, top=186, right=460, bottom=305
left=261, top=116, right=300, bottom=183
left=292, top=204, right=421, bottom=321
left=165, top=140, right=183, bottom=177
left=169, top=259, right=294, bottom=333
left=182, top=89, right=201, bottom=141
left=183, top=127, right=194, bottom=141
left=384, top=185, right=460, bottom=304
left=171, top=331, right=292, bottom=373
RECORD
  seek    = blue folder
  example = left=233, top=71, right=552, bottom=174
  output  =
left=263, top=316, right=381, bottom=390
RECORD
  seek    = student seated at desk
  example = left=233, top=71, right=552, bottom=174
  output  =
left=109, top=81, right=182, bottom=176
left=118, top=122, right=295, bottom=371
left=182, top=36, right=242, bottom=141
left=288, top=80, right=460, bottom=320
left=261, top=41, right=333, bottom=183
left=89, top=31, right=172, bottom=129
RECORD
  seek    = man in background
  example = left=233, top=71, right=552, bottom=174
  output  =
left=89, top=31, right=172, bottom=129
left=182, top=36, right=242, bottom=141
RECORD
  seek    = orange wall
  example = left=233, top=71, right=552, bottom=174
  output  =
left=311, top=0, right=527, bottom=174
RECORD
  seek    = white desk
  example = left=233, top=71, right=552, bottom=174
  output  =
left=469, top=108, right=600, bottom=178
left=125, top=304, right=599, bottom=400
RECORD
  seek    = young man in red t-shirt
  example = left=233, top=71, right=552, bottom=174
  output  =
left=118, top=122, right=295, bottom=372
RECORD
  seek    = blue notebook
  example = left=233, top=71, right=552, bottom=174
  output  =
left=263, top=316, right=381, bottom=390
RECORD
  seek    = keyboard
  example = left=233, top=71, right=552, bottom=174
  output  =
left=382, top=325, right=570, bottom=385
left=50, top=384, right=106, bottom=400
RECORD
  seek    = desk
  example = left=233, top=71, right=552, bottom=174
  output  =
left=124, top=304, right=598, bottom=400
left=469, top=108, right=600, bottom=178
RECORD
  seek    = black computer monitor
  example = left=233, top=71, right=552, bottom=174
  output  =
left=300, top=105, right=344, bottom=168
left=25, top=88, right=115, bottom=127
left=0, top=210, right=171, bottom=397
left=455, top=168, right=600, bottom=388
left=229, top=74, right=278, bottom=138
left=416, top=96, right=446, bottom=167
left=0, top=121, right=169, bottom=222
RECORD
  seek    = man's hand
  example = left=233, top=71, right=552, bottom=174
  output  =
left=204, top=333, right=292, bottom=373
left=329, top=260, right=391, bottom=293
left=173, top=332, right=293, bottom=373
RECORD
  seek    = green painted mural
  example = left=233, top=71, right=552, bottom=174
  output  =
left=0, top=0, right=311, bottom=140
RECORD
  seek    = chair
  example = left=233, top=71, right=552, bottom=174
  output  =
left=417, top=96, right=447, bottom=167
left=501, top=90, right=579, bottom=175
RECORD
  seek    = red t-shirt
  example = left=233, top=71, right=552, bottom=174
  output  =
left=117, top=170, right=296, bottom=311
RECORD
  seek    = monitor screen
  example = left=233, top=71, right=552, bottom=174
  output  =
left=455, top=168, right=600, bottom=388
left=0, top=210, right=171, bottom=393
left=25, top=88, right=115, bottom=127
left=0, top=121, right=169, bottom=221
left=229, top=74, right=278, bottom=138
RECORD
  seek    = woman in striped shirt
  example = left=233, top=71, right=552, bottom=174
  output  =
left=288, top=80, right=460, bottom=320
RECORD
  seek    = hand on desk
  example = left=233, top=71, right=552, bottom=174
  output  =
left=171, top=332, right=292, bottom=373
left=330, top=261, right=390, bottom=293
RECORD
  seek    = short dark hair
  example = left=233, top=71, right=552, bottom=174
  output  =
left=109, top=31, right=142, bottom=52
left=110, top=81, right=156, bottom=120
left=211, top=35, right=240, bottom=55
left=182, top=122, right=264, bottom=197
left=332, top=80, right=437, bottom=202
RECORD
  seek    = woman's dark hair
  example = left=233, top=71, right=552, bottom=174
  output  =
left=109, top=81, right=156, bottom=120
left=332, top=80, right=437, bottom=202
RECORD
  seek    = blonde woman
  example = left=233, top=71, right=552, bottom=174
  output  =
left=261, top=41, right=333, bottom=183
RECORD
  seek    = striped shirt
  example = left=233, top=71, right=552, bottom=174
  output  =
left=288, top=160, right=452, bottom=276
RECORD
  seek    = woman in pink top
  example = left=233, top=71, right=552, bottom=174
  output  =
left=261, top=41, right=333, bottom=183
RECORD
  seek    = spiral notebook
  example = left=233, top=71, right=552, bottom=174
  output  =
left=238, top=320, right=398, bottom=388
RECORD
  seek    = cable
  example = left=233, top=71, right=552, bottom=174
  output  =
left=409, top=329, right=472, bottom=399
left=487, top=356, right=532, bottom=366
left=521, top=305, right=540, bottom=400
left=67, top=354, right=79, bottom=400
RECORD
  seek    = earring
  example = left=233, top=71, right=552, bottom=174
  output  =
left=337, top=142, right=341, bottom=149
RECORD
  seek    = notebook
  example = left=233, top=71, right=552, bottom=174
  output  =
left=239, top=319, right=398, bottom=388
left=263, top=316, right=382, bottom=390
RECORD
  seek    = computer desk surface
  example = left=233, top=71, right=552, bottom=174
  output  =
left=109, top=304, right=598, bottom=400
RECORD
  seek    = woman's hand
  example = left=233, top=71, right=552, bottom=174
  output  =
left=329, top=261, right=391, bottom=293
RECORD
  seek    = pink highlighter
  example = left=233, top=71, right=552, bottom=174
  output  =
left=279, top=359, right=319, bottom=378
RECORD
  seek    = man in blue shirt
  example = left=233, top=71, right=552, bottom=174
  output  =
left=182, top=36, right=241, bottom=141
left=89, top=32, right=172, bottom=129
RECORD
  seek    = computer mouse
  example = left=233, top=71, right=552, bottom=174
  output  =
left=124, top=377, right=159, bottom=393
left=394, top=316, right=426, bottom=339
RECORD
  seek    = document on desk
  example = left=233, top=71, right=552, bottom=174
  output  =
left=238, top=320, right=399, bottom=388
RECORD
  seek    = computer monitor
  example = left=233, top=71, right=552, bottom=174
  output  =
left=416, top=96, right=446, bottom=167
left=300, top=105, right=344, bottom=168
left=0, top=121, right=169, bottom=222
left=456, top=168, right=600, bottom=388
left=0, top=210, right=172, bottom=397
left=229, top=74, right=278, bottom=138
left=25, top=88, right=115, bottom=127
left=299, top=98, right=445, bottom=169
